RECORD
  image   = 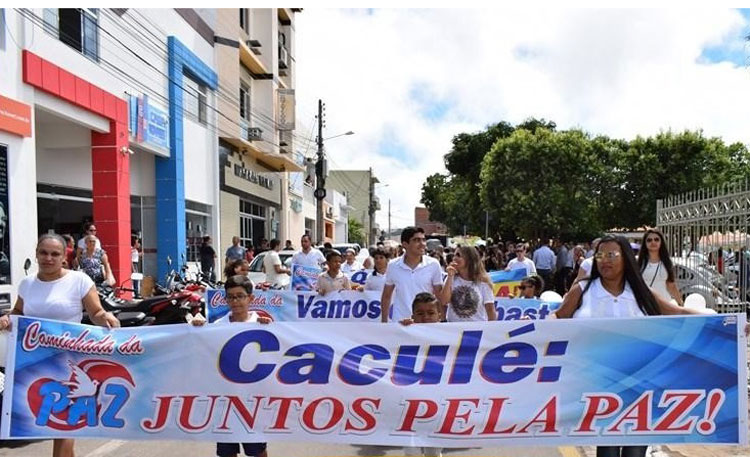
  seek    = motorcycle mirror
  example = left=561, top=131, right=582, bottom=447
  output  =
left=23, top=258, right=31, bottom=274
left=131, top=272, right=144, bottom=281
left=167, top=255, right=172, bottom=266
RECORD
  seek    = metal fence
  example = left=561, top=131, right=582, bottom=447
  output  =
left=656, top=179, right=750, bottom=314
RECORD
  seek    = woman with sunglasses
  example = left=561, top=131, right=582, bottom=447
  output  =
left=555, top=235, right=709, bottom=457
left=440, top=246, right=497, bottom=322
left=638, top=228, right=683, bottom=305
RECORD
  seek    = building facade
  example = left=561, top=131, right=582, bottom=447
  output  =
left=214, top=8, right=303, bottom=259
left=0, top=8, right=222, bottom=301
left=328, top=168, right=380, bottom=245
left=414, top=207, right=448, bottom=235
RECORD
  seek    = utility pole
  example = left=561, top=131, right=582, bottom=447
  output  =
left=368, top=167, right=377, bottom=246
left=314, top=99, right=326, bottom=244
left=388, top=199, right=391, bottom=241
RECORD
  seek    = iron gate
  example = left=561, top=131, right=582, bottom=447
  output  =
left=656, top=179, right=750, bottom=314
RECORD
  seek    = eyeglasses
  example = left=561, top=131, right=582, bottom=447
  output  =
left=453, top=252, right=461, bottom=258
left=594, top=251, right=621, bottom=261
left=226, top=294, right=249, bottom=302
left=646, top=237, right=660, bottom=243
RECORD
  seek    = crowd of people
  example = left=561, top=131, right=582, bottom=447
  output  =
left=0, top=225, right=742, bottom=457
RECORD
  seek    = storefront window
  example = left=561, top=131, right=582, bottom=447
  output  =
left=239, top=199, right=265, bottom=249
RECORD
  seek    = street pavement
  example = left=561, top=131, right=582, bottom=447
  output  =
left=0, top=440, right=582, bottom=457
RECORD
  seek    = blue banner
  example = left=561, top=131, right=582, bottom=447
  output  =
left=2, top=315, right=746, bottom=445
left=206, top=289, right=560, bottom=324
left=290, top=263, right=321, bottom=291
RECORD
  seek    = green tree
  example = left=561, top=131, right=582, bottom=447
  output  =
left=348, top=217, right=365, bottom=245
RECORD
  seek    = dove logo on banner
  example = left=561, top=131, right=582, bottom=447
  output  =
left=26, top=358, right=136, bottom=430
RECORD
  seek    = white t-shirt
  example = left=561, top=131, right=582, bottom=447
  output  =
left=580, top=257, right=593, bottom=276
left=446, top=276, right=494, bottom=322
left=341, top=261, right=362, bottom=274
left=364, top=271, right=387, bottom=291
left=507, top=257, right=537, bottom=276
left=291, top=249, right=326, bottom=268
left=384, top=255, right=443, bottom=322
left=216, top=311, right=259, bottom=324
left=263, top=251, right=285, bottom=285
left=573, top=279, right=644, bottom=319
left=18, top=271, right=94, bottom=323
left=642, top=261, right=671, bottom=302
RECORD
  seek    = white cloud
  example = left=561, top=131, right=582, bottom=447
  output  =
left=295, top=8, right=750, bottom=234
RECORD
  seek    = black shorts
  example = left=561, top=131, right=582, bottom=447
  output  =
left=216, top=442, right=266, bottom=456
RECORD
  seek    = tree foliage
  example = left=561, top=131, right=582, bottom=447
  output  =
left=421, top=120, right=750, bottom=240
left=348, top=217, right=365, bottom=245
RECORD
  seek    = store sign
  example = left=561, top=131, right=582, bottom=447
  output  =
left=233, top=164, right=274, bottom=190
left=0, top=145, right=9, bottom=285
left=277, top=89, right=295, bottom=131
left=0, top=95, right=32, bottom=137
left=128, top=94, right=169, bottom=150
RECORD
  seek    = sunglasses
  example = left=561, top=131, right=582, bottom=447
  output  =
left=518, top=285, right=530, bottom=290
left=594, top=251, right=621, bottom=261
left=646, top=237, right=660, bottom=243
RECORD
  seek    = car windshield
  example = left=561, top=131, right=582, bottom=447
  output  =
left=249, top=252, right=294, bottom=272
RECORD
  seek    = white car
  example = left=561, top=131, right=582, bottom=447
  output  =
left=247, top=250, right=295, bottom=288
left=672, top=257, right=732, bottom=307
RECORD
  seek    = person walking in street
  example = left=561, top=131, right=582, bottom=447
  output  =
left=517, top=275, right=544, bottom=299
left=637, top=228, right=683, bottom=305
left=225, top=236, right=246, bottom=265
left=317, top=249, right=352, bottom=295
left=0, top=234, right=119, bottom=457
left=291, top=234, right=326, bottom=268
left=341, top=248, right=362, bottom=274
left=555, top=240, right=574, bottom=294
left=532, top=239, right=555, bottom=291
left=78, top=235, right=114, bottom=286
left=76, top=221, right=101, bottom=256
left=199, top=235, right=217, bottom=282
left=131, top=236, right=142, bottom=295
left=263, top=239, right=290, bottom=286
left=362, top=247, right=390, bottom=291
left=440, top=246, right=497, bottom=322
left=506, top=243, right=537, bottom=277
left=554, top=235, right=712, bottom=457
left=62, top=234, right=76, bottom=269
left=380, top=226, right=443, bottom=323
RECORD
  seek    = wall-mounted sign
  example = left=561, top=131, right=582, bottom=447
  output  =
left=0, top=95, right=32, bottom=137
left=277, top=88, right=295, bottom=131
left=0, top=144, right=10, bottom=285
left=234, top=164, right=274, bottom=190
left=129, top=94, right=169, bottom=150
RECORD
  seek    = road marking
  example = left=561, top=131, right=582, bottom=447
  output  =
left=559, top=446, right=584, bottom=457
left=81, top=439, right=127, bottom=457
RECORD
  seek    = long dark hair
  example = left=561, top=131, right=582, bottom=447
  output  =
left=583, top=235, right=661, bottom=316
left=637, top=228, right=675, bottom=283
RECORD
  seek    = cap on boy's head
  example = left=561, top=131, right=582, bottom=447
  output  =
left=412, top=292, right=438, bottom=312
left=326, top=249, right=343, bottom=262
left=346, top=248, right=356, bottom=255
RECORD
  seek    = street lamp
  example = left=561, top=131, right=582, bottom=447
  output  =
left=324, top=131, right=354, bottom=141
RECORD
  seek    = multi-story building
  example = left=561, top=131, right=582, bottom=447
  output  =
left=328, top=168, right=380, bottom=245
left=415, top=207, right=449, bottom=235
left=213, top=8, right=303, bottom=256
left=0, top=8, right=221, bottom=299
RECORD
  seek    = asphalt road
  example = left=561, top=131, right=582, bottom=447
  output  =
left=0, top=440, right=582, bottom=457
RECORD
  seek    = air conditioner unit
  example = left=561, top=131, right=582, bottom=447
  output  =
left=246, top=40, right=262, bottom=55
left=279, top=46, right=289, bottom=70
left=246, top=127, right=263, bottom=141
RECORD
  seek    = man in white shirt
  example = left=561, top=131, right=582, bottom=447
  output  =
left=380, top=227, right=443, bottom=322
left=506, top=243, right=537, bottom=277
left=341, top=248, right=362, bottom=274
left=263, top=239, right=290, bottom=286
left=290, top=234, right=326, bottom=269
left=532, top=240, right=556, bottom=291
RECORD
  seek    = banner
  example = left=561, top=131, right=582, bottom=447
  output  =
left=3, top=315, right=746, bottom=446
left=290, top=264, right=321, bottom=291
left=489, top=269, right=527, bottom=297
left=207, top=289, right=559, bottom=323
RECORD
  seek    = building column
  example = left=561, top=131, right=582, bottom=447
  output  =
left=91, top=118, right=131, bottom=285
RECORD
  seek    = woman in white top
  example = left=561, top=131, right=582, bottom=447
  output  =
left=362, top=247, right=390, bottom=291
left=440, top=246, right=497, bottom=322
left=555, top=235, right=707, bottom=457
left=0, top=234, right=119, bottom=457
left=637, top=228, right=683, bottom=305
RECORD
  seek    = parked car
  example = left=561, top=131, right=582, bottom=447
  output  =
left=247, top=249, right=295, bottom=288
left=672, top=257, right=732, bottom=307
left=332, top=243, right=362, bottom=255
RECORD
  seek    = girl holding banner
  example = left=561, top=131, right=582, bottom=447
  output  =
left=554, top=235, right=711, bottom=457
left=439, top=246, right=497, bottom=322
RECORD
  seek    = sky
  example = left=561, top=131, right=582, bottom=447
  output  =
left=294, top=8, right=750, bottom=233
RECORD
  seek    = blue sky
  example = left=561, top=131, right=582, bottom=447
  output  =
left=296, top=8, right=750, bottom=231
